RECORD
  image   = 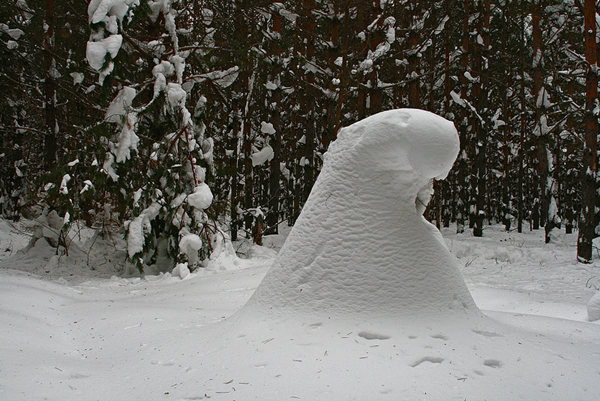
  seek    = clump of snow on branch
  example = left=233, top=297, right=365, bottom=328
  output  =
left=126, top=201, right=161, bottom=258
left=105, top=86, right=136, bottom=123
left=251, top=146, right=274, bottom=167
left=179, top=233, right=203, bottom=265
left=261, top=121, right=276, bottom=135
left=187, top=183, right=213, bottom=211
left=86, top=0, right=140, bottom=84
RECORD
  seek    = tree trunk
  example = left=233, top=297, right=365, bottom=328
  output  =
left=577, top=0, right=598, bottom=263
left=44, top=0, right=57, bottom=170
left=333, top=0, right=350, bottom=136
left=230, top=94, right=242, bottom=242
left=267, top=10, right=282, bottom=235
left=473, top=0, right=490, bottom=237
left=501, top=1, right=513, bottom=232
left=533, top=0, right=553, bottom=237
left=517, top=0, right=527, bottom=234
left=408, top=0, right=420, bottom=108
left=301, top=0, right=316, bottom=204
left=458, top=0, right=470, bottom=234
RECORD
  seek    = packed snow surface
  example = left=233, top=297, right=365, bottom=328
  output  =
left=1, top=109, right=600, bottom=400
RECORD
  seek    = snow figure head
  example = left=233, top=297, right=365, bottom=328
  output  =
left=243, top=109, right=478, bottom=320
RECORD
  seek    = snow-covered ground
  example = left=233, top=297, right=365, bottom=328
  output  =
left=1, top=108, right=599, bottom=400
left=1, top=220, right=599, bottom=400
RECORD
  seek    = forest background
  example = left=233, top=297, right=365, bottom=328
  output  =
left=0, top=0, right=598, bottom=268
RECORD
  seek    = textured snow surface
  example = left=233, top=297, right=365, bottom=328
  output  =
left=114, top=113, right=139, bottom=163
left=88, top=0, right=138, bottom=23
left=126, top=202, right=161, bottom=258
left=244, top=109, right=471, bottom=320
left=166, top=82, right=186, bottom=109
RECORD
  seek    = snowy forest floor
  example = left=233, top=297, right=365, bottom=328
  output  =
left=1, top=219, right=599, bottom=400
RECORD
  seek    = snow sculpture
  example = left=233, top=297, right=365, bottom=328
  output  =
left=243, top=109, right=478, bottom=320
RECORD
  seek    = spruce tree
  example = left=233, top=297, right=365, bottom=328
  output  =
left=82, top=0, right=218, bottom=273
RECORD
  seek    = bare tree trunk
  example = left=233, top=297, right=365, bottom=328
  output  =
left=267, top=10, right=282, bottom=235
left=301, top=0, right=316, bottom=203
left=577, top=0, right=598, bottom=263
left=517, top=0, right=526, bottom=233
left=407, top=0, right=420, bottom=108
left=230, top=100, right=240, bottom=242
left=44, top=0, right=57, bottom=170
left=457, top=0, right=470, bottom=234
left=333, top=0, right=350, bottom=136
left=356, top=0, right=370, bottom=120
left=531, top=0, right=550, bottom=232
left=500, top=0, right=513, bottom=231
left=473, top=0, right=490, bottom=237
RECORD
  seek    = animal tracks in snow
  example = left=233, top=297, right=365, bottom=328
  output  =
left=472, top=329, right=504, bottom=338
left=431, top=333, right=449, bottom=341
left=411, top=356, right=445, bottom=367
left=483, top=359, right=503, bottom=368
left=358, top=331, right=391, bottom=340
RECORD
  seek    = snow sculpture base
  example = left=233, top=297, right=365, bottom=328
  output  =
left=243, top=108, right=478, bottom=320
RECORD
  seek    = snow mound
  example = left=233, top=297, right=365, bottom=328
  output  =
left=588, top=291, right=600, bottom=321
left=242, top=108, right=475, bottom=320
left=171, top=262, right=190, bottom=279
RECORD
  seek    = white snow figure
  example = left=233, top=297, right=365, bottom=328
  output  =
left=243, top=108, right=478, bottom=320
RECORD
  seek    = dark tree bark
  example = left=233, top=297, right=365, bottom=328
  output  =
left=500, top=0, right=513, bottom=232
left=301, top=0, right=316, bottom=203
left=44, top=0, right=57, bottom=170
left=267, top=9, right=283, bottom=235
left=577, top=0, right=598, bottom=263
left=516, top=0, right=527, bottom=234
left=407, top=0, right=421, bottom=108
left=333, top=0, right=350, bottom=136
left=473, top=0, right=490, bottom=237
left=230, top=95, right=241, bottom=242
